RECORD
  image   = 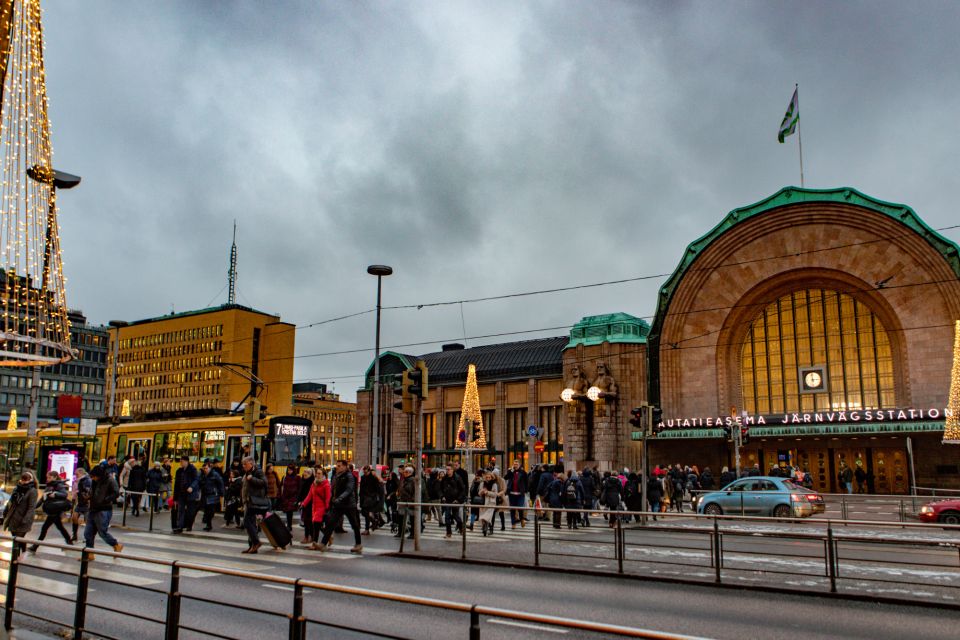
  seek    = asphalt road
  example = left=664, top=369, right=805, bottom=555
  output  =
left=4, top=523, right=960, bottom=640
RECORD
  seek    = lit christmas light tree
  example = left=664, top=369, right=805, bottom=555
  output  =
left=456, top=364, right=486, bottom=449
left=944, top=320, right=960, bottom=444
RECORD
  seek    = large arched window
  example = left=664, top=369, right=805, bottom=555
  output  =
left=740, top=289, right=895, bottom=415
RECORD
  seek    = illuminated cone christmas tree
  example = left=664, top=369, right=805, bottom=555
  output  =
left=0, top=0, right=74, bottom=366
left=456, top=364, right=487, bottom=449
left=944, top=320, right=960, bottom=444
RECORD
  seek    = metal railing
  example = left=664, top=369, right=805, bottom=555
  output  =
left=118, top=489, right=160, bottom=531
left=396, top=500, right=960, bottom=606
left=0, top=534, right=710, bottom=640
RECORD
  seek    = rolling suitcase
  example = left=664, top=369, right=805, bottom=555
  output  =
left=259, top=511, right=292, bottom=549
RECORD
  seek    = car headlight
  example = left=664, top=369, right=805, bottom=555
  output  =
left=920, top=506, right=934, bottom=514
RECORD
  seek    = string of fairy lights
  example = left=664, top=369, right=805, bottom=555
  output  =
left=455, top=364, right=487, bottom=449
left=0, top=0, right=72, bottom=367
left=944, top=320, right=960, bottom=444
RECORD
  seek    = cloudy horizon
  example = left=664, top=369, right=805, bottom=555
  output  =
left=37, top=1, right=960, bottom=400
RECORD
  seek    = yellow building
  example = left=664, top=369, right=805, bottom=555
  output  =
left=107, top=304, right=294, bottom=421
left=292, top=383, right=356, bottom=465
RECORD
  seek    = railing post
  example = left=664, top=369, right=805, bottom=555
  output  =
left=712, top=516, right=722, bottom=583
left=4, top=539, right=21, bottom=631
left=398, top=510, right=407, bottom=553
left=469, top=605, right=480, bottom=640
left=165, top=562, right=181, bottom=640
left=73, top=548, right=92, bottom=640
left=534, top=509, right=540, bottom=567
left=149, top=494, right=156, bottom=532
left=616, top=516, right=624, bottom=574
left=898, top=500, right=905, bottom=524
left=461, top=503, right=467, bottom=560
left=739, top=492, right=744, bottom=516
left=290, top=579, right=305, bottom=640
left=122, top=491, right=128, bottom=527
left=826, top=525, right=837, bottom=593
left=840, top=495, right=848, bottom=524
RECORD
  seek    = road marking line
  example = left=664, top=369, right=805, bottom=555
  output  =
left=487, top=619, right=568, bottom=634
left=262, top=584, right=312, bottom=594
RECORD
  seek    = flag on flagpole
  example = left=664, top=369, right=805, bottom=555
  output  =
left=778, top=88, right=799, bottom=143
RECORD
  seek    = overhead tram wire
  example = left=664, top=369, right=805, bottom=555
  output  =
left=176, top=222, right=960, bottom=353
left=233, top=273, right=960, bottom=367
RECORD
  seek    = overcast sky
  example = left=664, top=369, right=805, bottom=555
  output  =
left=40, top=1, right=960, bottom=401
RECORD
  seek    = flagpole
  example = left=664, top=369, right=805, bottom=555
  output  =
left=796, top=83, right=804, bottom=188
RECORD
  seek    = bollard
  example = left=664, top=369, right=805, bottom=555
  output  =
left=461, top=503, right=467, bottom=560
left=469, top=605, right=481, bottom=640
left=165, top=562, right=182, bottom=640
left=826, top=526, right=837, bottom=593
left=534, top=510, right=540, bottom=567
left=4, top=540, right=21, bottom=631
left=713, top=516, right=722, bottom=583
left=290, top=579, right=305, bottom=640
left=899, top=501, right=905, bottom=524
left=73, top=549, right=91, bottom=640
left=840, top=495, right=848, bottom=524
left=616, top=516, right=624, bottom=574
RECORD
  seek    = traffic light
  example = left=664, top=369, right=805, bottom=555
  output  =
left=740, top=426, right=750, bottom=445
left=258, top=401, right=269, bottom=422
left=407, top=359, right=428, bottom=399
left=629, top=407, right=645, bottom=427
left=651, top=407, right=663, bottom=434
left=393, top=371, right=413, bottom=414
left=721, top=424, right=732, bottom=440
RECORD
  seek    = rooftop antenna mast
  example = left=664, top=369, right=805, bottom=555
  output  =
left=228, top=220, right=238, bottom=305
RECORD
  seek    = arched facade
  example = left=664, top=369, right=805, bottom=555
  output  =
left=648, top=187, right=960, bottom=492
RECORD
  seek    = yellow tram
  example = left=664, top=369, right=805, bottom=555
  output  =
left=0, top=414, right=312, bottom=487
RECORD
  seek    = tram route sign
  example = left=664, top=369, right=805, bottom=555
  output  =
left=275, top=423, right=309, bottom=437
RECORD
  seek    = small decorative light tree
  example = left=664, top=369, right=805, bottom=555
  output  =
left=0, top=0, right=73, bottom=367
left=456, top=364, right=486, bottom=449
left=944, top=320, right=960, bottom=444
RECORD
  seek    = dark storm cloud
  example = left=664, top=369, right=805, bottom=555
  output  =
left=36, top=0, right=960, bottom=398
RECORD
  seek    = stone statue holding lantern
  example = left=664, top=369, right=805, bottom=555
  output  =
left=590, top=362, right=619, bottom=417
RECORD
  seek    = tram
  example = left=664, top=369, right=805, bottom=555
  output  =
left=0, top=414, right=312, bottom=487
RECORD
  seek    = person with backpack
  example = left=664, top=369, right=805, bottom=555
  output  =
left=85, top=465, right=123, bottom=553
left=545, top=468, right=565, bottom=529
left=199, top=462, right=225, bottom=532
left=600, top=471, right=623, bottom=526
left=30, top=471, right=74, bottom=551
left=71, top=467, right=92, bottom=542
left=145, top=462, right=165, bottom=512
left=562, top=471, right=583, bottom=529
left=647, top=472, right=664, bottom=520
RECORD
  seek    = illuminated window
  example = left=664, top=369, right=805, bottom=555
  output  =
left=740, top=289, right=895, bottom=414
left=506, top=408, right=528, bottom=466
left=538, top=406, right=563, bottom=465
left=423, top=413, right=437, bottom=448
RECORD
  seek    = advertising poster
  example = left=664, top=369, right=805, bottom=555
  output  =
left=47, top=450, right=79, bottom=490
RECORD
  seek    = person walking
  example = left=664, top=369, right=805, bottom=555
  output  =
left=384, top=470, right=400, bottom=528
left=647, top=472, right=663, bottom=519
left=3, top=471, right=38, bottom=554
left=223, top=469, right=243, bottom=528
left=279, top=464, right=302, bottom=530
left=562, top=471, right=584, bottom=529
left=439, top=463, right=465, bottom=539
left=30, top=471, right=74, bottom=551
left=84, top=465, right=123, bottom=554
left=160, top=457, right=173, bottom=509
left=298, top=467, right=314, bottom=543
left=145, top=462, right=164, bottom=513
left=478, top=471, right=500, bottom=536
left=303, top=466, right=331, bottom=550
left=503, top=459, right=528, bottom=529
left=601, top=471, right=623, bottom=526
left=172, top=455, right=201, bottom=533
left=71, top=467, right=92, bottom=542
left=318, top=460, right=363, bottom=554
left=127, top=457, right=147, bottom=516
left=265, top=463, right=281, bottom=510
left=241, top=456, right=269, bottom=554
left=359, top=465, right=385, bottom=534
left=579, top=468, right=596, bottom=527
left=395, top=466, right=417, bottom=539
left=199, top=462, right=225, bottom=531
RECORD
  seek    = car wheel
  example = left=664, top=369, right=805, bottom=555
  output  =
left=939, top=511, right=960, bottom=526
left=772, top=504, right=792, bottom=518
left=704, top=503, right=722, bottom=516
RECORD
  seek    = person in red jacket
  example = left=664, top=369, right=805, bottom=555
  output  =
left=279, top=464, right=302, bottom=530
left=302, top=466, right=331, bottom=550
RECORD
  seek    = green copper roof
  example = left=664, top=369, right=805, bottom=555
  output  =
left=566, top=312, right=650, bottom=349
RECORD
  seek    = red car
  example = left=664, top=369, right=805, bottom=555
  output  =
left=918, top=499, right=960, bottom=525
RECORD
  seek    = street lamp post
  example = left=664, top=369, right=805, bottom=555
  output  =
left=367, top=264, right=392, bottom=465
